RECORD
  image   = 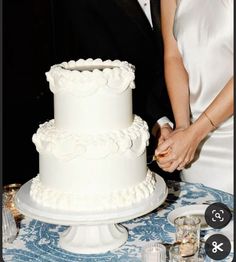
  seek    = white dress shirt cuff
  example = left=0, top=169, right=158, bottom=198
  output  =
left=157, top=117, right=174, bottom=129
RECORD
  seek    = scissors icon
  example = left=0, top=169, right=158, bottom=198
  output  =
left=212, top=241, right=224, bottom=253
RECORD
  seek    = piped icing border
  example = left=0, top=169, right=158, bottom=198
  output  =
left=46, top=58, right=135, bottom=97
left=32, top=115, right=150, bottom=160
left=30, top=169, right=156, bottom=212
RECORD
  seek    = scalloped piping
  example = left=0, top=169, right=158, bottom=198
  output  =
left=32, top=115, right=150, bottom=160
left=30, top=169, right=156, bottom=212
left=46, top=58, right=136, bottom=96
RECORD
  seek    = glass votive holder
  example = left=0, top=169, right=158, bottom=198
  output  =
left=3, top=183, right=23, bottom=222
left=2, top=207, right=18, bottom=244
left=174, top=216, right=201, bottom=257
left=141, top=242, right=166, bottom=262
left=169, top=243, right=199, bottom=262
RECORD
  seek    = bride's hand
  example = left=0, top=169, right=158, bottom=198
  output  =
left=155, top=127, right=201, bottom=172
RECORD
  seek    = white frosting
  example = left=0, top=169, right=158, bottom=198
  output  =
left=32, top=115, right=149, bottom=161
left=30, top=58, right=157, bottom=212
left=46, top=58, right=135, bottom=96
left=46, top=58, right=135, bottom=133
left=30, top=170, right=156, bottom=212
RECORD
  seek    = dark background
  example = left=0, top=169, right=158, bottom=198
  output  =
left=3, top=1, right=54, bottom=185
left=3, top=0, right=179, bottom=185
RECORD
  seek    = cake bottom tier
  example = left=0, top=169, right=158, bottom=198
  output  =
left=30, top=169, right=156, bottom=212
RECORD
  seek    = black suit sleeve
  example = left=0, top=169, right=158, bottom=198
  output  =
left=146, top=75, right=174, bottom=129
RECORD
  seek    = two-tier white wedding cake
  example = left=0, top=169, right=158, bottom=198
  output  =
left=30, top=58, right=156, bottom=212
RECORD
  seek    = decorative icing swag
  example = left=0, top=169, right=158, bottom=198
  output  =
left=46, top=58, right=135, bottom=97
left=32, top=115, right=150, bottom=160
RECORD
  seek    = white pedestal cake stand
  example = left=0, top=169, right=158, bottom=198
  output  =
left=15, top=173, right=168, bottom=254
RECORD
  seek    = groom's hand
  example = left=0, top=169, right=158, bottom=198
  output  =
left=158, top=123, right=173, bottom=145
left=151, top=122, right=173, bottom=145
left=151, top=122, right=173, bottom=168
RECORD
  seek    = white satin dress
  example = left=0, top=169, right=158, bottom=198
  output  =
left=173, top=0, right=234, bottom=194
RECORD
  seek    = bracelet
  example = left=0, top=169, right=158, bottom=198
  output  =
left=203, top=111, right=217, bottom=129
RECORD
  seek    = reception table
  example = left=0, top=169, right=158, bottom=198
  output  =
left=3, top=180, right=234, bottom=262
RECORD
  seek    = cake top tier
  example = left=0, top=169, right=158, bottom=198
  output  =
left=46, top=58, right=136, bottom=96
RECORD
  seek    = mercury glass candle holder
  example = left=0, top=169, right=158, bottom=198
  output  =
left=3, top=183, right=23, bottom=222
left=174, top=216, right=201, bottom=257
left=169, top=243, right=203, bottom=262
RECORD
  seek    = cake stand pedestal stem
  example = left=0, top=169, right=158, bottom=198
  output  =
left=59, top=223, right=128, bottom=254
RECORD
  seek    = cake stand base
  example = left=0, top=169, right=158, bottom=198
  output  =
left=15, top=173, right=167, bottom=254
left=60, top=224, right=128, bottom=254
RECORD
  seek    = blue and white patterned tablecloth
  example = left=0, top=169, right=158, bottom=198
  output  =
left=3, top=181, right=234, bottom=262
